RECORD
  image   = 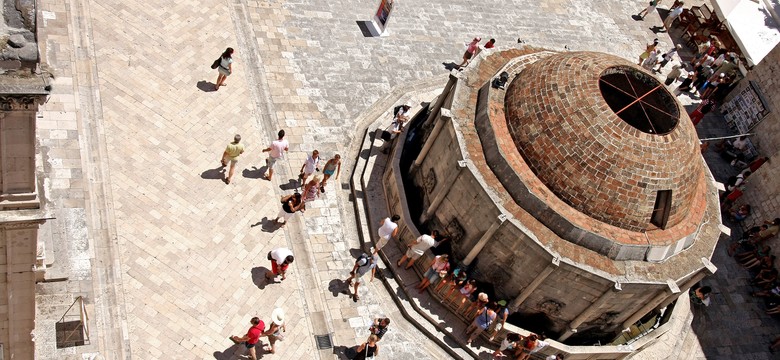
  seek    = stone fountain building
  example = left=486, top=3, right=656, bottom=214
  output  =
left=384, top=48, right=722, bottom=344
left=0, top=0, right=51, bottom=358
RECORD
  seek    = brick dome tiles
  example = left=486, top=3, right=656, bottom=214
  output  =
left=504, top=52, right=701, bottom=232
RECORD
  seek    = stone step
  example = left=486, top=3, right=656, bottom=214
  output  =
left=350, top=122, right=484, bottom=360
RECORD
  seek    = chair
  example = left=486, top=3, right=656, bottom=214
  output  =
left=677, top=9, right=696, bottom=28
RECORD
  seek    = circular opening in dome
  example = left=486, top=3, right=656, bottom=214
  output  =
left=598, top=66, right=680, bottom=135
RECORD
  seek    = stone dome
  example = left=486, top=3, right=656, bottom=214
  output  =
left=504, top=52, right=701, bottom=232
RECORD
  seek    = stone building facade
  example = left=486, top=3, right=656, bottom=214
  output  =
left=384, top=48, right=722, bottom=343
left=726, top=44, right=780, bottom=231
left=0, top=0, right=50, bottom=358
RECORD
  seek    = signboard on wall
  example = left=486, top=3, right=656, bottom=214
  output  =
left=723, top=80, right=771, bottom=134
left=368, top=0, right=394, bottom=36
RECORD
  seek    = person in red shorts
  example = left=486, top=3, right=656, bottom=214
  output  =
left=266, top=247, right=295, bottom=281
left=230, top=317, right=265, bottom=360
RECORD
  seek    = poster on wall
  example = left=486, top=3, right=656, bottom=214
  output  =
left=722, top=80, right=771, bottom=134
left=370, top=0, right=394, bottom=36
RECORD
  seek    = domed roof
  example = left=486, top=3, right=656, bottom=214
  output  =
left=504, top=52, right=701, bottom=232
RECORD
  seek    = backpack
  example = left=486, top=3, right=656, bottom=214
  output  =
left=211, top=58, right=221, bottom=69
left=356, top=253, right=371, bottom=267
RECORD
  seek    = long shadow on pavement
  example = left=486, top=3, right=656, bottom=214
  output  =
left=197, top=80, right=217, bottom=93
left=251, top=267, right=272, bottom=290
left=201, top=167, right=225, bottom=180
left=251, top=217, right=282, bottom=233
left=242, top=166, right=266, bottom=179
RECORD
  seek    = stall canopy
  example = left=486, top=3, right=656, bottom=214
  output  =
left=711, top=0, right=780, bottom=66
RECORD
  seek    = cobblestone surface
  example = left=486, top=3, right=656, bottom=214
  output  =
left=30, top=0, right=751, bottom=358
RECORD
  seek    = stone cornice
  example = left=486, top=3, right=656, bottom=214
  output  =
left=0, top=94, right=47, bottom=111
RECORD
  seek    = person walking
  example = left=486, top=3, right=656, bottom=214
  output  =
left=465, top=303, right=497, bottom=344
left=275, top=193, right=305, bottom=226
left=302, top=176, right=321, bottom=203
left=215, top=47, right=234, bottom=91
left=319, top=154, right=341, bottom=192
left=397, top=231, right=437, bottom=269
left=261, top=130, right=289, bottom=181
left=229, top=317, right=265, bottom=360
left=656, top=44, right=682, bottom=70
left=353, top=334, right=380, bottom=360
left=641, top=48, right=659, bottom=70
left=220, top=134, right=245, bottom=184
left=375, top=215, right=400, bottom=252
left=458, top=37, right=481, bottom=67
left=369, top=318, right=391, bottom=341
left=263, top=308, right=286, bottom=354
left=637, top=0, right=658, bottom=19
left=663, top=2, right=685, bottom=28
left=266, top=247, right=295, bottom=281
left=637, top=39, right=658, bottom=65
left=299, top=150, right=320, bottom=186
left=664, top=65, right=683, bottom=86
left=688, top=98, right=716, bottom=126
left=345, top=250, right=379, bottom=301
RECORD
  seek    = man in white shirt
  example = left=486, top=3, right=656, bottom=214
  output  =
left=381, top=104, right=411, bottom=154
left=663, top=2, right=685, bottom=29
left=262, top=130, right=289, bottom=181
left=376, top=215, right=400, bottom=252
left=299, top=149, right=320, bottom=185
left=397, top=231, right=437, bottom=270
left=265, top=247, right=294, bottom=281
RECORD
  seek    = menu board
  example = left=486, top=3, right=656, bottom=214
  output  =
left=722, top=80, right=771, bottom=134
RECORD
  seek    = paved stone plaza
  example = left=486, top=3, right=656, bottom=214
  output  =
left=28, top=0, right=775, bottom=359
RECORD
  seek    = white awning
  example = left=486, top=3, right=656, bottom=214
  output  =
left=711, top=0, right=780, bottom=66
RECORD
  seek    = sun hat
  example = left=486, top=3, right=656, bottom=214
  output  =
left=271, top=308, right=285, bottom=325
left=478, top=292, right=488, bottom=302
left=497, top=300, right=507, bottom=306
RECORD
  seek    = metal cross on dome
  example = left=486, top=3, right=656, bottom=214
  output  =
left=598, top=69, right=678, bottom=134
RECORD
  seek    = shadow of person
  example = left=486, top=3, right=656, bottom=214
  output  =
left=631, top=14, right=643, bottom=21
left=252, top=217, right=282, bottom=233
left=213, top=343, right=240, bottom=360
left=328, top=278, right=352, bottom=298
left=279, top=179, right=300, bottom=191
left=650, top=25, right=666, bottom=33
left=197, top=80, right=217, bottom=92
left=332, top=345, right=357, bottom=359
left=242, top=166, right=266, bottom=179
left=442, top=62, right=461, bottom=71
left=201, top=166, right=226, bottom=180
left=349, top=248, right=367, bottom=258
left=251, top=267, right=271, bottom=290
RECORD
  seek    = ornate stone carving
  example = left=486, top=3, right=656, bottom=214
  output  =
left=446, top=218, right=465, bottom=243
left=0, top=95, right=45, bottom=111
left=538, top=299, right=565, bottom=317
left=424, top=168, right=437, bottom=194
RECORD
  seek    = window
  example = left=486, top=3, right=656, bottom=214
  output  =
left=650, top=190, right=672, bottom=229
